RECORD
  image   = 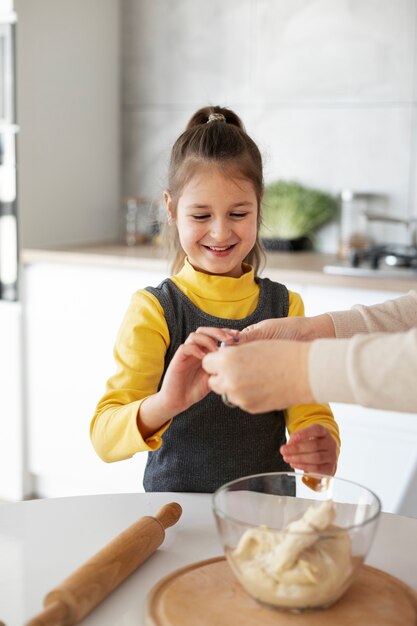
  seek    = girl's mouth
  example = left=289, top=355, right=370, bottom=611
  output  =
left=203, top=244, right=237, bottom=257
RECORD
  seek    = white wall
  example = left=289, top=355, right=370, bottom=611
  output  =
left=121, top=0, right=417, bottom=252
left=13, top=1, right=417, bottom=251
left=15, top=0, right=121, bottom=248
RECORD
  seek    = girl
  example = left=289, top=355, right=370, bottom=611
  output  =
left=90, top=105, right=340, bottom=492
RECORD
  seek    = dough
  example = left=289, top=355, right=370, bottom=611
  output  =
left=230, top=500, right=353, bottom=609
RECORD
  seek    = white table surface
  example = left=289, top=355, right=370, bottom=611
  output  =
left=0, top=492, right=416, bottom=626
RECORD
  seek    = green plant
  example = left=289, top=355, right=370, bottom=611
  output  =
left=260, top=180, right=338, bottom=241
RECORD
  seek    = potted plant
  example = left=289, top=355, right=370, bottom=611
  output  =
left=260, top=180, right=338, bottom=251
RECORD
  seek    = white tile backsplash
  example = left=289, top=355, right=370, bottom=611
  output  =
left=250, top=0, right=415, bottom=103
left=122, top=0, right=252, bottom=107
left=246, top=106, right=412, bottom=210
left=122, top=108, right=195, bottom=199
left=121, top=0, right=417, bottom=251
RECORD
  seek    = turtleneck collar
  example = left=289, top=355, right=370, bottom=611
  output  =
left=174, top=257, right=258, bottom=301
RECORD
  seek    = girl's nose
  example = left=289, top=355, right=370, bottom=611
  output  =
left=211, top=219, right=231, bottom=242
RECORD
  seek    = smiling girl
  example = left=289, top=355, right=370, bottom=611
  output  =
left=90, top=106, right=340, bottom=492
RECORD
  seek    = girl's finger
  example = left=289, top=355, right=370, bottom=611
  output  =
left=280, top=439, right=330, bottom=455
left=288, top=424, right=329, bottom=444
left=184, top=333, right=219, bottom=352
left=290, top=462, right=335, bottom=475
left=194, top=327, right=239, bottom=344
left=178, top=344, right=208, bottom=360
left=282, top=450, right=332, bottom=465
left=201, top=351, right=222, bottom=375
left=206, top=372, right=227, bottom=396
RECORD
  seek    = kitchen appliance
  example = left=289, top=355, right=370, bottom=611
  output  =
left=351, top=243, right=417, bottom=270
left=324, top=247, right=417, bottom=278
left=325, top=212, right=417, bottom=278
left=338, top=190, right=389, bottom=260
left=124, top=195, right=153, bottom=246
left=0, top=3, right=18, bottom=301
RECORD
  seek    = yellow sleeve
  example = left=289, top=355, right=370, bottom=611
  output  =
left=90, top=290, right=171, bottom=462
left=285, top=404, right=341, bottom=454
left=288, top=289, right=305, bottom=317
left=286, top=290, right=341, bottom=453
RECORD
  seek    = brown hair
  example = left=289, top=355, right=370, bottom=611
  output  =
left=163, top=105, right=266, bottom=275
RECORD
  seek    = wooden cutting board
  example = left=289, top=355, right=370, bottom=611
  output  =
left=145, top=556, right=417, bottom=626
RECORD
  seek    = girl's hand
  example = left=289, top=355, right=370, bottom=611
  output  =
left=138, top=327, right=240, bottom=439
left=160, top=327, right=239, bottom=414
left=280, top=424, right=337, bottom=476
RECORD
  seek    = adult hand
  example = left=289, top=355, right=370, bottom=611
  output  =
left=239, top=314, right=335, bottom=344
left=202, top=339, right=314, bottom=412
left=280, top=424, right=338, bottom=476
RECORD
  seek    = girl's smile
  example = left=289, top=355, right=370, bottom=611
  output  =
left=203, top=244, right=237, bottom=256
left=165, top=167, right=258, bottom=278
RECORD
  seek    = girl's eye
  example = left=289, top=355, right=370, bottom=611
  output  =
left=230, top=212, right=248, bottom=218
left=191, top=214, right=210, bottom=221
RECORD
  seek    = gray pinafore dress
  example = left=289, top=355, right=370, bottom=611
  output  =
left=143, top=276, right=292, bottom=492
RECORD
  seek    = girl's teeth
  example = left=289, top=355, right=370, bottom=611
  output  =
left=210, top=246, right=229, bottom=251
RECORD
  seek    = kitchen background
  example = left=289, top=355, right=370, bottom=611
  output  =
left=16, top=0, right=417, bottom=252
left=1, top=0, right=416, bottom=508
left=122, top=0, right=417, bottom=252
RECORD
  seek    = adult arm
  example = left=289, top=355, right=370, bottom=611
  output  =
left=310, top=327, right=417, bottom=412
left=240, top=290, right=417, bottom=343
left=203, top=329, right=417, bottom=413
left=330, top=290, right=417, bottom=337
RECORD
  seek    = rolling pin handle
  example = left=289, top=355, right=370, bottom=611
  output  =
left=155, top=502, right=182, bottom=529
left=25, top=599, right=68, bottom=626
left=25, top=502, right=182, bottom=626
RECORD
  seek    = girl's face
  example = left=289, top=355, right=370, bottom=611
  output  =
left=165, top=167, right=258, bottom=278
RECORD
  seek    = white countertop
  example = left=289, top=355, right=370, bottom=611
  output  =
left=1, top=492, right=416, bottom=625
left=21, top=244, right=417, bottom=292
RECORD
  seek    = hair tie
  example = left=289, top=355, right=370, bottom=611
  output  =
left=207, top=112, right=226, bottom=124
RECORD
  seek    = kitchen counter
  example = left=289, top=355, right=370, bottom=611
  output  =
left=0, top=492, right=416, bottom=625
left=21, top=243, right=417, bottom=292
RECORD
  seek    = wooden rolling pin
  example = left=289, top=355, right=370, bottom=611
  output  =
left=25, top=501, right=182, bottom=626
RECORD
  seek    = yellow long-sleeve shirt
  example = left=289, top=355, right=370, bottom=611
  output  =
left=91, top=259, right=340, bottom=462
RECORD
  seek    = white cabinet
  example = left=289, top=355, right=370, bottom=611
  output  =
left=299, top=285, right=405, bottom=317
left=0, top=301, right=30, bottom=499
left=23, top=262, right=168, bottom=498
left=330, top=404, right=417, bottom=515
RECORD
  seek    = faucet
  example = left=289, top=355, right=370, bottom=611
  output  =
left=363, top=212, right=417, bottom=248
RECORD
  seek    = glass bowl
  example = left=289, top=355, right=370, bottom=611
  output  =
left=212, top=472, right=381, bottom=612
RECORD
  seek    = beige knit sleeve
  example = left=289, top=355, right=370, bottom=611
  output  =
left=328, top=290, right=417, bottom=338
left=309, top=328, right=417, bottom=412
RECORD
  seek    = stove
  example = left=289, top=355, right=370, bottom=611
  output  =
left=351, top=244, right=417, bottom=269
left=323, top=244, right=417, bottom=279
